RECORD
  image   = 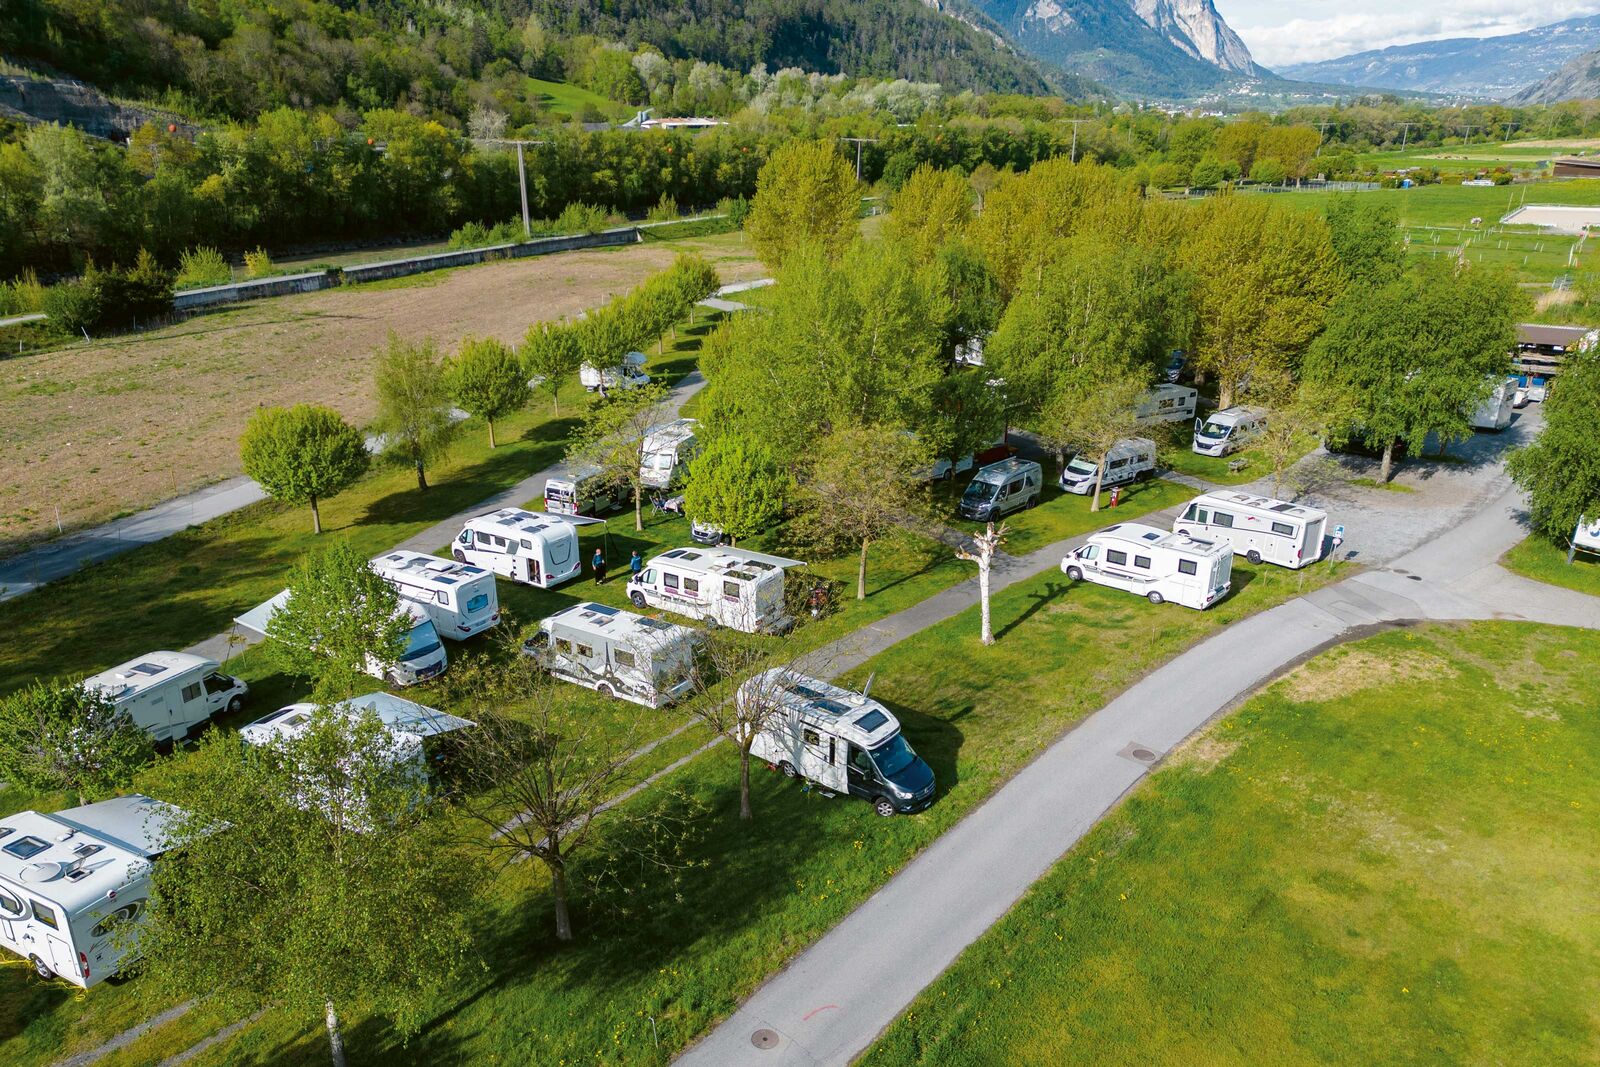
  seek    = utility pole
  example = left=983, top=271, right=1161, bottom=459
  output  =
left=1066, top=119, right=1090, bottom=163
left=1461, top=124, right=1478, bottom=144
left=1397, top=122, right=1418, bottom=152
left=1314, top=120, right=1333, bottom=156
left=475, top=139, right=545, bottom=239
left=840, top=137, right=878, bottom=182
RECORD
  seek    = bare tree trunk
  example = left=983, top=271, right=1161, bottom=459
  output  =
left=1219, top=378, right=1235, bottom=410
left=551, top=387, right=560, bottom=417
left=549, top=856, right=573, bottom=941
left=309, top=495, right=322, bottom=535
left=977, top=558, right=993, bottom=646
left=1091, top=459, right=1106, bottom=512
left=415, top=459, right=428, bottom=492
left=325, top=1001, right=347, bottom=1067
left=739, top=745, right=754, bottom=821
left=634, top=484, right=643, bottom=532
left=857, top=538, right=870, bottom=601
left=1380, top=439, right=1395, bottom=483
left=487, top=419, right=497, bottom=449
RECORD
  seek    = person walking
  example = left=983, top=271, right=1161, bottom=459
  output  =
left=629, top=549, right=643, bottom=581
left=592, top=547, right=607, bottom=585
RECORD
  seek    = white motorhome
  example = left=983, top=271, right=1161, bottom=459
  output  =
left=628, top=546, right=801, bottom=634
left=746, top=671, right=935, bottom=817
left=544, top=464, right=628, bottom=516
left=0, top=794, right=178, bottom=986
left=82, top=652, right=248, bottom=744
left=579, top=351, right=649, bottom=392
left=453, top=508, right=601, bottom=588
left=1469, top=377, right=1519, bottom=431
left=371, top=550, right=500, bottom=640
left=1573, top=515, right=1600, bottom=558
left=1136, top=384, right=1199, bottom=426
left=640, top=418, right=700, bottom=490
left=527, top=602, right=697, bottom=707
left=1192, top=406, right=1268, bottom=457
left=1174, top=491, right=1328, bottom=569
left=235, top=592, right=448, bottom=686
left=1059, top=437, right=1157, bottom=495
left=240, top=692, right=473, bottom=763
left=1061, top=523, right=1233, bottom=609
left=959, top=457, right=1042, bottom=520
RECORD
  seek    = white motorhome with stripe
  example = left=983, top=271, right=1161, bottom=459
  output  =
left=1173, top=491, right=1328, bottom=569
left=82, top=652, right=248, bottom=743
left=527, top=602, right=697, bottom=707
left=628, top=547, right=801, bottom=633
left=452, top=508, right=602, bottom=589
left=1061, top=523, right=1232, bottom=609
left=371, top=550, right=500, bottom=639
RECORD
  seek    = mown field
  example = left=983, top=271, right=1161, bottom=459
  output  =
left=865, top=621, right=1600, bottom=1066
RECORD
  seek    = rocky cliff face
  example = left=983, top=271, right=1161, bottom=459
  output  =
left=1507, top=45, right=1600, bottom=104
left=1130, top=0, right=1259, bottom=74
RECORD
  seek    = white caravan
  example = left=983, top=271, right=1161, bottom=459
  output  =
left=1174, top=491, right=1328, bottom=569
left=1469, top=377, right=1519, bottom=431
left=579, top=350, right=649, bottom=392
left=628, top=546, right=802, bottom=634
left=640, top=418, right=700, bottom=490
left=235, top=591, right=448, bottom=686
left=528, top=602, right=698, bottom=707
left=1059, top=437, right=1157, bottom=495
left=1574, top=515, right=1600, bottom=558
left=453, top=508, right=602, bottom=588
left=82, top=652, right=248, bottom=744
left=240, top=692, right=473, bottom=765
left=371, top=550, right=500, bottom=640
left=1136, top=384, right=1198, bottom=426
left=545, top=464, right=628, bottom=516
left=959, top=457, right=1043, bottom=520
left=1061, top=523, right=1233, bottom=609
left=1192, top=406, right=1268, bottom=457
left=0, top=794, right=179, bottom=987
left=746, top=671, right=936, bottom=817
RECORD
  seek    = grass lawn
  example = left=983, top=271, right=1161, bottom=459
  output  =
left=1502, top=534, right=1600, bottom=596
left=946, top=475, right=1193, bottom=556
left=864, top=621, right=1600, bottom=1067
left=5, top=546, right=1349, bottom=1067
left=527, top=77, right=625, bottom=120
left=1349, top=477, right=1417, bottom=493
left=1158, top=447, right=1269, bottom=487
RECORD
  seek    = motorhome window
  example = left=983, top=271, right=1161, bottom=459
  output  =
left=556, top=639, right=574, bottom=654
left=1270, top=522, right=1295, bottom=537
left=664, top=574, right=680, bottom=591
left=1066, top=457, right=1097, bottom=476
left=1134, top=556, right=1151, bottom=569
left=1199, top=420, right=1228, bottom=438
left=723, top=581, right=739, bottom=598
left=4, top=836, right=49, bottom=859
left=576, top=645, right=593, bottom=659
left=1109, top=458, right=1127, bottom=469
left=792, top=684, right=827, bottom=701
left=855, top=709, right=889, bottom=732
left=1106, top=549, right=1128, bottom=565
left=30, top=900, right=59, bottom=929
left=1270, top=503, right=1297, bottom=513
left=803, top=728, right=822, bottom=747
left=204, top=674, right=233, bottom=694
left=91, top=900, right=143, bottom=939
left=639, top=569, right=654, bottom=584
left=815, top=698, right=852, bottom=716
left=1213, top=512, right=1234, bottom=528
left=405, top=626, right=442, bottom=659
left=0, top=886, right=23, bottom=918
left=613, top=649, right=636, bottom=669
left=521, top=539, right=533, bottom=550
left=458, top=531, right=472, bottom=544
left=870, top=734, right=917, bottom=777
left=1178, top=560, right=1198, bottom=576
left=466, top=593, right=490, bottom=615
left=130, top=662, right=164, bottom=676
left=1006, top=480, right=1022, bottom=495
left=682, top=578, right=699, bottom=595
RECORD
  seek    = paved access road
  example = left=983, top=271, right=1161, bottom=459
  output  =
left=675, top=479, right=1600, bottom=1067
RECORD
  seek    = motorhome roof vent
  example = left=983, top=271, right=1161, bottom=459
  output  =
left=19, top=860, right=66, bottom=883
left=65, top=868, right=91, bottom=882
left=1141, top=531, right=1161, bottom=541
left=73, top=843, right=103, bottom=859
left=813, top=698, right=852, bottom=717
left=0, top=827, right=12, bottom=841
left=128, top=662, right=166, bottom=677
left=3, top=835, right=50, bottom=859
left=586, top=604, right=620, bottom=616
left=855, top=710, right=889, bottom=732
left=637, top=618, right=671, bottom=631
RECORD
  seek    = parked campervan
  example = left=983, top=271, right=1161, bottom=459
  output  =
left=235, top=592, right=448, bottom=686
left=0, top=794, right=178, bottom=986
left=1136, top=384, right=1198, bottom=425
left=628, top=546, right=801, bottom=633
left=1574, top=515, right=1600, bottom=557
left=746, top=671, right=935, bottom=817
left=1469, top=377, right=1519, bottom=431
left=640, top=418, right=700, bottom=490
left=1059, top=437, right=1157, bottom=495
left=82, top=652, right=248, bottom=744
left=527, top=602, right=697, bottom=707
left=579, top=351, right=649, bottom=392
left=1174, top=491, right=1328, bottom=569
left=1192, top=406, right=1268, bottom=457
left=545, top=464, right=628, bottom=516
left=959, top=457, right=1042, bottom=520
left=453, top=508, right=601, bottom=588
left=1061, top=523, right=1233, bottom=608
left=371, top=550, right=500, bottom=640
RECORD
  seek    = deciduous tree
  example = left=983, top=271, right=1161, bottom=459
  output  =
left=1038, top=373, right=1145, bottom=510
left=1508, top=350, right=1600, bottom=546
left=798, top=425, right=927, bottom=600
left=884, top=164, right=973, bottom=265
left=567, top=382, right=673, bottom=531
left=445, top=336, right=527, bottom=448
left=264, top=541, right=410, bottom=700
left=745, top=140, right=859, bottom=270
left=682, top=438, right=789, bottom=545
left=955, top=523, right=1007, bottom=646
left=0, top=682, right=151, bottom=801
left=522, top=321, right=584, bottom=416
left=240, top=404, right=370, bottom=534
left=374, top=334, right=456, bottom=491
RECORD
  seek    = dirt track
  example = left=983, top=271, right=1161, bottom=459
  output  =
left=0, top=231, right=761, bottom=546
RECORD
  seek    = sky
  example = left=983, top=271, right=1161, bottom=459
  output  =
left=1215, top=0, right=1600, bottom=68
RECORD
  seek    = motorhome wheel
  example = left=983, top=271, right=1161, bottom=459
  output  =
left=874, top=796, right=895, bottom=818
left=452, top=548, right=466, bottom=562
left=1065, top=565, right=1083, bottom=582
left=629, top=590, right=647, bottom=608
left=29, top=955, right=52, bottom=980
left=1246, top=550, right=1262, bottom=565
left=1027, top=495, right=1038, bottom=509
left=227, top=695, right=244, bottom=714
left=779, top=761, right=797, bottom=778
left=1147, top=590, right=1164, bottom=605
left=596, top=683, right=615, bottom=699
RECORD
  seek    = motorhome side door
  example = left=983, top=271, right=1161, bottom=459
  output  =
left=846, top=744, right=879, bottom=799
left=798, top=727, right=840, bottom=791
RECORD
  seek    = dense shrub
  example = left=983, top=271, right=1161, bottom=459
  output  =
left=41, top=272, right=103, bottom=334
left=646, top=194, right=680, bottom=222
left=96, top=250, right=175, bottom=328
left=176, top=246, right=230, bottom=289
left=0, top=269, right=44, bottom=316
left=242, top=248, right=274, bottom=279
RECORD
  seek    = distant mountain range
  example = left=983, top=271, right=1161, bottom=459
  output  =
left=1277, top=15, right=1600, bottom=98
left=1507, top=43, right=1600, bottom=104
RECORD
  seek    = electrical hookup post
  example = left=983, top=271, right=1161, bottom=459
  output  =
left=1108, top=486, right=1121, bottom=509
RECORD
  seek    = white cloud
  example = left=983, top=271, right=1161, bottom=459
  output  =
left=1218, top=1, right=1600, bottom=68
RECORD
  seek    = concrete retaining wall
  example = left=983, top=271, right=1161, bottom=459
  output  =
left=172, top=271, right=337, bottom=310
left=341, top=227, right=640, bottom=285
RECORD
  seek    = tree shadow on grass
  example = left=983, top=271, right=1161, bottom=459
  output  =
left=995, top=580, right=1070, bottom=642
left=354, top=428, right=575, bottom=531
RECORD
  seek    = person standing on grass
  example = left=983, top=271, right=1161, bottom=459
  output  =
left=592, top=547, right=607, bottom=585
left=629, top=550, right=643, bottom=581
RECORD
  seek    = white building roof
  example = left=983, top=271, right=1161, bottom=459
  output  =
left=0, top=796, right=180, bottom=913
left=82, top=652, right=213, bottom=701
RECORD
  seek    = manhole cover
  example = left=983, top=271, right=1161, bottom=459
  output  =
left=1406, top=575, right=1423, bottom=582
left=1118, top=742, right=1160, bottom=765
left=752, top=1029, right=780, bottom=1050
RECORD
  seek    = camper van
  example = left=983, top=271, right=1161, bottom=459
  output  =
left=1059, top=438, right=1157, bottom=495
left=1469, top=377, right=1519, bottom=431
left=371, top=550, right=500, bottom=640
left=959, top=457, right=1042, bottom=520
left=746, top=671, right=935, bottom=817
left=1136, top=384, right=1198, bottom=425
left=1174, top=491, right=1328, bottom=569
left=1574, top=515, right=1600, bottom=558
left=628, top=546, right=801, bottom=633
left=235, top=592, right=448, bottom=686
left=1061, top=523, right=1233, bottom=609
left=1192, top=406, right=1268, bottom=457
left=544, top=464, right=628, bottom=516
left=0, top=794, right=178, bottom=986
left=82, top=652, right=248, bottom=744
left=579, top=351, right=649, bottom=392
left=527, top=602, right=698, bottom=707
left=453, top=508, right=600, bottom=589
left=640, top=418, right=700, bottom=490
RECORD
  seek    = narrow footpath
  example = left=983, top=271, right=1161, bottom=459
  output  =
left=675, top=483, right=1600, bottom=1066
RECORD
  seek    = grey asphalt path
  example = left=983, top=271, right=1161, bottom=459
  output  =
left=675, top=483, right=1600, bottom=1067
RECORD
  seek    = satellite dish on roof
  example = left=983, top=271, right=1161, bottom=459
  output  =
left=20, top=861, right=65, bottom=883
